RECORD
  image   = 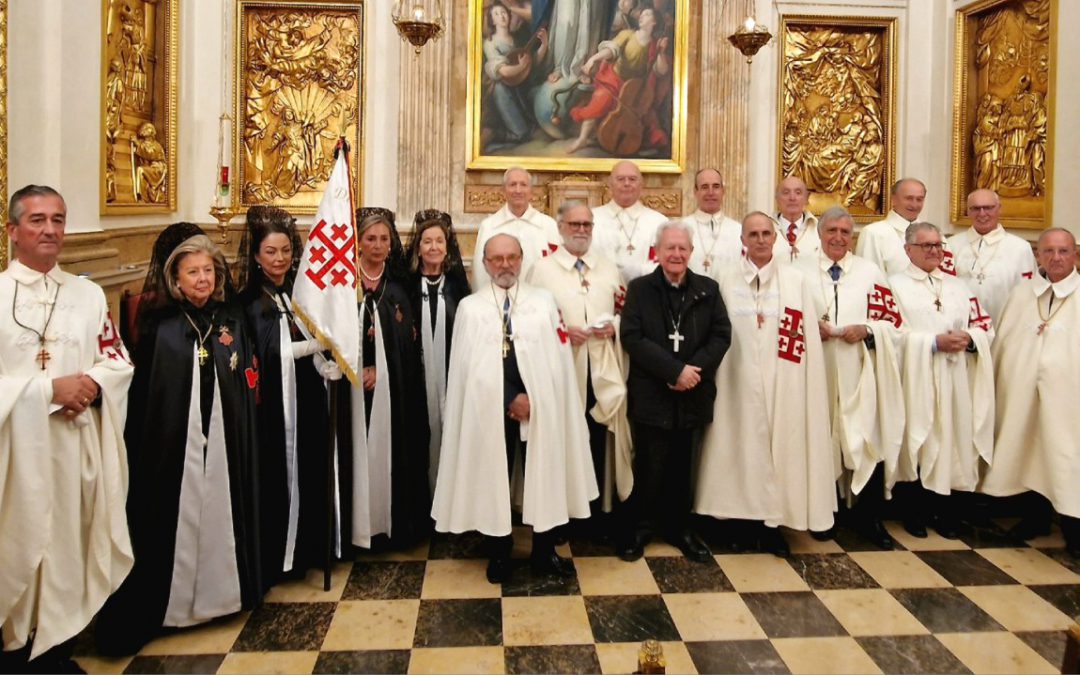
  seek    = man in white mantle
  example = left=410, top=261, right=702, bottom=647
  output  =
left=433, top=233, right=598, bottom=584
left=856, top=178, right=927, bottom=275
left=682, top=168, right=742, bottom=276
left=0, top=185, right=134, bottom=671
left=770, top=176, right=820, bottom=264
left=528, top=201, right=632, bottom=520
left=696, top=211, right=836, bottom=558
left=947, top=188, right=1036, bottom=323
left=980, top=228, right=1080, bottom=556
left=889, top=222, right=994, bottom=540
left=592, top=160, right=668, bottom=282
left=795, top=206, right=905, bottom=550
left=472, top=166, right=560, bottom=289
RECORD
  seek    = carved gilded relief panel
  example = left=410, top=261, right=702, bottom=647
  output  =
left=952, top=0, right=1054, bottom=228
left=776, top=16, right=897, bottom=222
left=233, top=1, right=364, bottom=214
left=100, top=0, right=179, bottom=214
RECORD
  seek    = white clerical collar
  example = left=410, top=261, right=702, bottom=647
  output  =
left=490, top=282, right=520, bottom=306
left=691, top=209, right=726, bottom=226
left=887, top=209, right=915, bottom=232
left=552, top=244, right=597, bottom=270
left=818, top=251, right=851, bottom=274
left=498, top=203, right=538, bottom=226
left=904, top=263, right=946, bottom=283
left=742, top=255, right=776, bottom=285
left=7, top=259, right=63, bottom=287
left=611, top=201, right=644, bottom=218
left=1032, top=268, right=1080, bottom=299
left=970, top=224, right=1005, bottom=246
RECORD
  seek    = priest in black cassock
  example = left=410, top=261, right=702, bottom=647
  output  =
left=619, top=220, right=731, bottom=563
left=97, top=228, right=261, bottom=655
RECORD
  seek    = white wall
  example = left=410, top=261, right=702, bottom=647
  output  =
left=8, top=0, right=401, bottom=234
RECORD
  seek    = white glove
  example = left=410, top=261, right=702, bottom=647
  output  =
left=315, top=355, right=343, bottom=381
left=291, top=338, right=324, bottom=359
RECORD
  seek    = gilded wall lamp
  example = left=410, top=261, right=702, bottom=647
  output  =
left=392, top=0, right=444, bottom=55
left=728, top=16, right=773, bottom=64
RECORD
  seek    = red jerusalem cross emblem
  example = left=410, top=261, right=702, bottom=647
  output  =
left=968, top=297, right=993, bottom=332
left=304, top=219, right=356, bottom=290
left=777, top=307, right=807, bottom=364
left=940, top=250, right=957, bottom=276
left=97, top=312, right=129, bottom=363
left=867, top=284, right=903, bottom=328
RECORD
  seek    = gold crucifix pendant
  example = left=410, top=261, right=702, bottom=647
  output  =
left=757, top=313, right=765, bottom=329
left=502, top=338, right=511, bottom=358
left=197, top=346, right=210, bottom=365
left=626, top=243, right=635, bottom=253
left=35, top=346, right=51, bottom=371
left=703, top=257, right=712, bottom=271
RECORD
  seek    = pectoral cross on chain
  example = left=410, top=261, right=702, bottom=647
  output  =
left=35, top=344, right=51, bottom=370
left=934, top=298, right=943, bottom=312
left=703, top=256, right=712, bottom=271
left=197, top=346, right=210, bottom=366
left=669, top=329, right=685, bottom=353
left=501, top=338, right=511, bottom=359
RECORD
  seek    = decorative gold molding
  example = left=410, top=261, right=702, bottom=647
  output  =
left=776, top=15, right=897, bottom=223
left=463, top=185, right=547, bottom=214
left=951, top=0, right=1054, bottom=229
left=100, top=0, right=180, bottom=214
left=0, top=0, right=7, bottom=270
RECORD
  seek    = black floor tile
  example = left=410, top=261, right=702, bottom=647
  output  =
left=341, top=560, right=426, bottom=600
left=501, top=563, right=582, bottom=597
left=1015, top=631, right=1067, bottom=671
left=313, top=649, right=411, bottom=674
left=889, top=588, right=1003, bottom=633
left=857, top=634, right=971, bottom=674
left=956, top=524, right=1025, bottom=549
left=122, top=655, right=225, bottom=674
left=413, top=598, right=503, bottom=648
left=832, top=524, right=907, bottom=552
left=684, top=639, right=790, bottom=674
left=739, top=592, right=848, bottom=638
left=567, top=537, right=615, bottom=557
left=1030, top=584, right=1080, bottom=618
left=1037, top=547, right=1080, bottom=575
left=232, top=602, right=336, bottom=651
left=428, top=531, right=489, bottom=559
left=787, top=553, right=880, bottom=590
left=583, top=595, right=681, bottom=643
left=915, top=550, right=1018, bottom=586
left=646, top=556, right=734, bottom=593
left=504, top=645, right=601, bottom=674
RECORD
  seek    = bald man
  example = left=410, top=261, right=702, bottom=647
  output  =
left=682, top=168, right=743, bottom=276
left=592, top=160, right=668, bottom=283
left=771, top=176, right=820, bottom=264
left=473, top=167, right=560, bottom=290
left=856, top=178, right=927, bottom=276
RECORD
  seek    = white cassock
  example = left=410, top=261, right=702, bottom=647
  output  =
left=980, top=270, right=1080, bottom=516
left=795, top=252, right=905, bottom=497
left=527, top=246, right=632, bottom=511
left=947, top=224, right=1036, bottom=323
left=771, top=211, right=820, bottom=266
left=695, top=257, right=837, bottom=532
left=681, top=210, right=743, bottom=277
left=0, top=261, right=134, bottom=658
left=432, top=282, right=598, bottom=536
left=472, top=204, right=560, bottom=289
left=889, top=265, right=995, bottom=495
left=592, top=200, right=668, bottom=282
left=856, top=210, right=914, bottom=276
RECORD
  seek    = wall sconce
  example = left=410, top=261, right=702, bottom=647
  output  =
left=392, top=1, right=445, bottom=55
left=728, top=16, right=773, bottom=64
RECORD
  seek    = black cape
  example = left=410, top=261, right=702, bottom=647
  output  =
left=242, top=284, right=332, bottom=582
left=96, top=300, right=262, bottom=655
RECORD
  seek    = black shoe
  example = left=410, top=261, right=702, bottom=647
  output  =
left=668, top=531, right=712, bottom=563
left=530, top=551, right=575, bottom=577
left=810, top=528, right=835, bottom=541
left=617, top=531, right=648, bottom=562
left=1009, top=516, right=1051, bottom=542
left=931, top=514, right=960, bottom=539
left=861, top=519, right=895, bottom=550
left=903, top=517, right=928, bottom=538
left=759, top=527, right=790, bottom=558
left=486, top=556, right=511, bottom=584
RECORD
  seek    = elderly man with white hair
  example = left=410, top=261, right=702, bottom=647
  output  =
left=771, top=176, right=820, bottom=264
left=472, top=167, right=560, bottom=289
left=592, top=160, right=669, bottom=282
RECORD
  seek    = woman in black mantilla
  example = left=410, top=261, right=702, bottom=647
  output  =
left=96, top=228, right=261, bottom=656
left=237, top=206, right=331, bottom=585
left=337, top=207, right=429, bottom=551
left=405, top=209, right=470, bottom=493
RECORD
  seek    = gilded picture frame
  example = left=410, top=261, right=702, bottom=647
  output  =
left=775, top=15, right=897, bottom=223
left=99, top=0, right=180, bottom=215
left=950, top=0, right=1054, bottom=229
left=233, top=0, right=365, bottom=214
left=465, top=0, right=689, bottom=174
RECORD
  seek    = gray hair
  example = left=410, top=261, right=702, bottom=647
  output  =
left=164, top=234, right=229, bottom=303
left=818, top=205, right=854, bottom=230
left=904, top=221, right=941, bottom=244
left=502, top=166, right=530, bottom=185
left=557, top=199, right=590, bottom=221
left=966, top=188, right=1001, bottom=207
left=654, top=219, right=694, bottom=249
left=1037, top=227, right=1077, bottom=249
left=8, top=184, right=64, bottom=223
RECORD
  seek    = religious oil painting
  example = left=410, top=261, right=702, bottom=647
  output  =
left=466, top=0, right=689, bottom=174
left=233, top=0, right=364, bottom=214
left=99, top=0, right=180, bottom=214
left=951, top=0, right=1054, bottom=228
left=776, top=16, right=897, bottom=222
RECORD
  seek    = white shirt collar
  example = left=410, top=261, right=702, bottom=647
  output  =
left=887, top=209, right=915, bottom=232
left=970, top=224, right=1005, bottom=246
left=498, top=203, right=539, bottom=226
left=691, top=209, right=727, bottom=225
left=611, top=201, right=644, bottom=218
left=742, top=255, right=776, bottom=285
left=1032, top=268, right=1080, bottom=299
left=552, top=244, right=597, bottom=270
left=903, top=262, right=945, bottom=283
left=818, top=251, right=851, bottom=274
left=7, top=259, right=64, bottom=287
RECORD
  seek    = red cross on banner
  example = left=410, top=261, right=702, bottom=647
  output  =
left=97, top=311, right=130, bottom=363
left=777, top=307, right=807, bottom=364
left=941, top=249, right=957, bottom=276
left=867, top=284, right=903, bottom=328
left=304, top=219, right=356, bottom=290
left=968, top=297, right=993, bottom=332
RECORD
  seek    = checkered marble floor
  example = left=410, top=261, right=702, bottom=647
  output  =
left=74, top=519, right=1078, bottom=674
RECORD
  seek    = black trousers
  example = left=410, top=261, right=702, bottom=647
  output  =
left=849, top=464, right=887, bottom=523
left=625, top=422, right=694, bottom=537
left=584, top=370, right=608, bottom=512
left=0, top=636, right=78, bottom=674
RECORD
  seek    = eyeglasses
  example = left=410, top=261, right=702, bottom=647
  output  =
left=909, top=242, right=945, bottom=252
left=968, top=204, right=997, bottom=213
left=484, top=254, right=522, bottom=266
left=562, top=220, right=593, bottom=231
